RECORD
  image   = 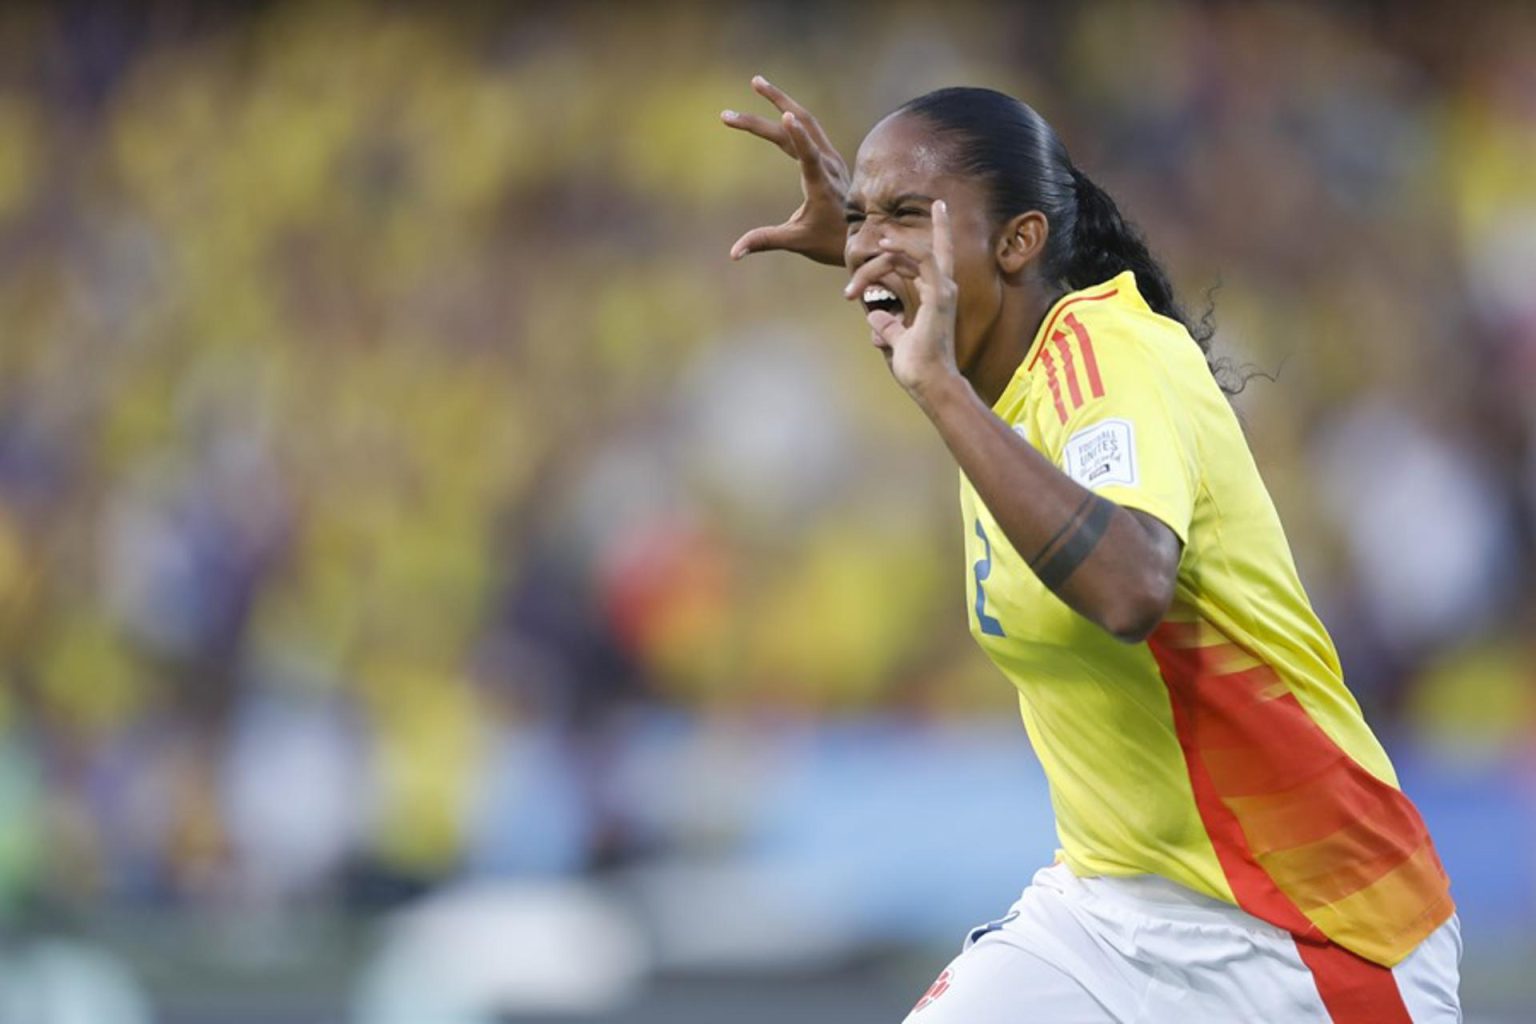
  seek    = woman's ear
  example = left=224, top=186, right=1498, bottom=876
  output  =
left=996, top=211, right=1049, bottom=275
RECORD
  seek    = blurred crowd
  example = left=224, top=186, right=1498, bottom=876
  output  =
left=0, top=0, right=1533, bottom=937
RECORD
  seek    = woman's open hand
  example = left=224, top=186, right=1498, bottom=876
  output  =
left=842, top=200, right=961, bottom=401
left=721, top=76, right=850, bottom=267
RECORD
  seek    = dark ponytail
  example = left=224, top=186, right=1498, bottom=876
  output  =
left=899, top=87, right=1235, bottom=394
left=1066, top=170, right=1174, bottom=323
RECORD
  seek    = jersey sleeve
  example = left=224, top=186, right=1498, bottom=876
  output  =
left=1033, top=312, right=1201, bottom=544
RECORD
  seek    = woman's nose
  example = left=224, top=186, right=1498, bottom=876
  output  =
left=845, top=219, right=883, bottom=270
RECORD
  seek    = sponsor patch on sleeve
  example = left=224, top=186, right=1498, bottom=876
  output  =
left=1062, top=418, right=1137, bottom=490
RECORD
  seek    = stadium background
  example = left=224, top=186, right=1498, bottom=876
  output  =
left=0, top=1, right=1532, bottom=1021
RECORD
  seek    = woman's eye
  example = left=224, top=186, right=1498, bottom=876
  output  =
left=845, top=212, right=865, bottom=226
left=895, top=207, right=925, bottom=219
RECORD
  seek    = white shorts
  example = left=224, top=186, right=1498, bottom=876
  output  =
left=903, top=863, right=1461, bottom=1023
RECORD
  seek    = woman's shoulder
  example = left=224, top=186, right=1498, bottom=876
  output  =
left=1064, top=276, right=1209, bottom=385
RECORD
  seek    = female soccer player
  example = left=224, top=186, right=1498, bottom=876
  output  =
left=721, top=78, right=1461, bottom=1022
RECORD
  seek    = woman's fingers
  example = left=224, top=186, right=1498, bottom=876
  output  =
left=731, top=223, right=797, bottom=261
left=892, top=201, right=956, bottom=310
left=931, top=199, right=955, bottom=282
left=782, top=113, right=825, bottom=176
left=868, top=308, right=904, bottom=351
left=723, top=77, right=850, bottom=266
left=841, top=251, right=920, bottom=301
left=720, top=106, right=837, bottom=174
left=720, top=109, right=795, bottom=158
left=750, top=75, right=836, bottom=155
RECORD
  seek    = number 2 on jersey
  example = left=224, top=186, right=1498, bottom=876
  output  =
left=973, top=519, right=1006, bottom=637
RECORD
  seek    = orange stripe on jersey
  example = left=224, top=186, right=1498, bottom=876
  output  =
left=1147, top=623, right=1453, bottom=966
left=1306, top=847, right=1454, bottom=960
left=1151, top=635, right=1319, bottom=941
left=1050, top=331, right=1085, bottom=408
left=1064, top=312, right=1105, bottom=398
left=1039, top=348, right=1069, bottom=423
left=1294, top=939, right=1412, bottom=1024
left=1026, top=287, right=1119, bottom=373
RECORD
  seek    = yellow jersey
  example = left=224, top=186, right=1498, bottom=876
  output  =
left=960, top=271, right=1453, bottom=967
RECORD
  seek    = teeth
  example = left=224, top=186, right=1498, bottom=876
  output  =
left=862, top=285, right=897, bottom=303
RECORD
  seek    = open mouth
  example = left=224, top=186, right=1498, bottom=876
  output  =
left=860, top=284, right=906, bottom=320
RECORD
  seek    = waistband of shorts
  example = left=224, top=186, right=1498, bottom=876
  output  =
left=1040, top=863, right=1290, bottom=937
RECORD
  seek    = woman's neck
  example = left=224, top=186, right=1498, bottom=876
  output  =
left=966, top=284, right=1060, bottom=408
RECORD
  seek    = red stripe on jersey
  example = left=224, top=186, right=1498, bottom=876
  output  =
left=1147, top=622, right=1452, bottom=967
left=1026, top=287, right=1119, bottom=372
left=1149, top=630, right=1320, bottom=940
left=1294, top=939, right=1412, bottom=1024
left=1050, top=331, right=1084, bottom=408
left=1039, top=348, right=1069, bottom=424
left=1065, top=312, right=1105, bottom=398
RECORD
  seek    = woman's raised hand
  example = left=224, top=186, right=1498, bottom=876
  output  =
left=841, top=200, right=961, bottom=400
left=721, top=76, right=850, bottom=267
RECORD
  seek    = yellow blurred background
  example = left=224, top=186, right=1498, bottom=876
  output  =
left=0, top=2, right=1532, bottom=1021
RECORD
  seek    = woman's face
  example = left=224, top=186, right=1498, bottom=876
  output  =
left=844, top=112, right=1004, bottom=375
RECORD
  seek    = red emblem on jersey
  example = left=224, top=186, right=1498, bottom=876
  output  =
left=1042, top=312, right=1107, bottom=424
left=1026, top=288, right=1117, bottom=424
left=910, top=968, right=953, bottom=1014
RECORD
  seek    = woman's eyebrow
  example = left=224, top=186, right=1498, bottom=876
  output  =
left=846, top=192, right=936, bottom=213
left=879, top=192, right=936, bottom=209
